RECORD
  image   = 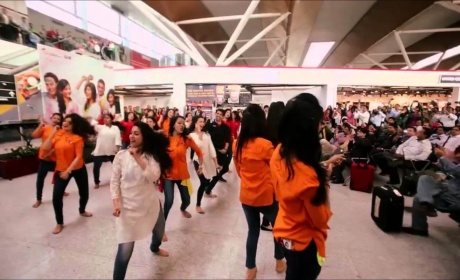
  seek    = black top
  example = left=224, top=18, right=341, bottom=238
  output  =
left=348, top=136, right=372, bottom=158
left=206, top=121, right=231, bottom=150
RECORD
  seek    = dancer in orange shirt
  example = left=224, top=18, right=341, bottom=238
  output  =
left=163, top=116, right=203, bottom=221
left=233, top=104, right=285, bottom=280
left=159, top=108, right=174, bottom=135
left=42, top=113, right=96, bottom=234
left=32, top=113, right=65, bottom=208
left=270, top=93, right=338, bottom=280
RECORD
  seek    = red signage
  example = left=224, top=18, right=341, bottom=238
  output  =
left=130, top=51, right=151, bottom=69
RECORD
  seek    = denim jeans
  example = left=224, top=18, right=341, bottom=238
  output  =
left=241, top=202, right=284, bottom=269
left=113, top=204, right=165, bottom=280
left=52, top=167, right=89, bottom=225
left=93, top=155, right=115, bottom=184
left=284, top=240, right=321, bottom=280
left=35, top=159, right=56, bottom=201
left=163, top=179, right=191, bottom=220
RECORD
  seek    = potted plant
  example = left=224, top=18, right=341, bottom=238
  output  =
left=0, top=146, right=39, bottom=180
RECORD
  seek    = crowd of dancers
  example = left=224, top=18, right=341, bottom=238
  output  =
left=31, top=93, right=338, bottom=280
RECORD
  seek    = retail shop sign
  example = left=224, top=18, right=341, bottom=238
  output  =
left=186, top=85, right=217, bottom=100
left=439, top=75, right=460, bottom=84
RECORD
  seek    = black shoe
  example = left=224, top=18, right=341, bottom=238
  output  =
left=260, top=224, right=273, bottom=231
left=219, top=178, right=227, bottom=183
left=386, top=181, right=400, bottom=185
left=401, top=227, right=429, bottom=237
left=331, top=179, right=344, bottom=184
left=418, top=202, right=438, bottom=217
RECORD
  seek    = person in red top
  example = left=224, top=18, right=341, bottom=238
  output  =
left=42, top=113, right=96, bottom=234
left=163, top=116, right=203, bottom=221
left=233, top=104, right=285, bottom=280
left=120, top=112, right=136, bottom=149
left=31, top=113, right=64, bottom=208
left=226, top=111, right=241, bottom=141
left=270, top=93, right=342, bottom=280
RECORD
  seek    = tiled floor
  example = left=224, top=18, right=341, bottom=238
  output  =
left=0, top=160, right=459, bottom=279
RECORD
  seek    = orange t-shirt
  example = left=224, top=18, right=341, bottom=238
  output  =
left=52, top=130, right=85, bottom=172
left=32, top=125, right=56, bottom=161
left=270, top=144, right=332, bottom=258
left=161, top=118, right=170, bottom=135
left=233, top=138, right=274, bottom=207
left=166, top=135, right=203, bottom=180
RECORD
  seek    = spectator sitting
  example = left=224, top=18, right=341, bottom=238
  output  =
left=330, top=123, right=354, bottom=149
left=440, top=126, right=460, bottom=162
left=402, top=146, right=460, bottom=236
left=376, top=127, right=432, bottom=185
left=331, top=127, right=372, bottom=184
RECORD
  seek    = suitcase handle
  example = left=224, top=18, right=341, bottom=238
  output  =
left=351, top=158, right=370, bottom=165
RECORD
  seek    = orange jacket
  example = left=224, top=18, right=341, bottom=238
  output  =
left=166, top=135, right=203, bottom=180
left=32, top=125, right=56, bottom=161
left=270, top=144, right=332, bottom=258
left=161, top=118, right=170, bottom=135
left=233, top=138, right=274, bottom=207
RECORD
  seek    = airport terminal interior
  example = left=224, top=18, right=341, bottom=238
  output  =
left=1, top=0, right=460, bottom=279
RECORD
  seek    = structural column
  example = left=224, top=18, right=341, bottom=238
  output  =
left=170, top=82, right=187, bottom=115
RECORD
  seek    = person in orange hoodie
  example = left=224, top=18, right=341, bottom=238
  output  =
left=163, top=115, right=203, bottom=222
left=233, top=104, right=285, bottom=280
left=31, top=113, right=66, bottom=208
left=270, top=93, right=341, bottom=280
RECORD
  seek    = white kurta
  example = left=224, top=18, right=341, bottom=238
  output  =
left=189, top=132, right=217, bottom=179
left=110, top=150, right=161, bottom=244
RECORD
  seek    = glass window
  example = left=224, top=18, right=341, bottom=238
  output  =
left=45, top=0, right=75, bottom=14
left=87, top=23, right=123, bottom=44
left=84, top=1, right=120, bottom=35
left=26, top=1, right=83, bottom=29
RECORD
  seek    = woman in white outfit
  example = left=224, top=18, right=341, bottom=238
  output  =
left=189, top=115, right=221, bottom=214
left=110, top=121, right=173, bottom=280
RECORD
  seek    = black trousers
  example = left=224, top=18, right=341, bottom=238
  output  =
left=35, top=159, right=56, bottom=201
left=205, top=151, right=229, bottom=194
left=52, top=167, right=89, bottom=225
left=284, top=240, right=322, bottom=280
left=93, top=155, right=115, bottom=184
left=193, top=161, right=210, bottom=207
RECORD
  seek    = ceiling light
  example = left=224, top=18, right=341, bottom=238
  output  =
left=302, top=41, right=335, bottom=67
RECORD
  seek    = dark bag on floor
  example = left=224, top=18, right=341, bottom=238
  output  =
left=350, top=162, right=375, bottom=193
left=371, top=185, right=404, bottom=232
left=399, top=172, right=418, bottom=196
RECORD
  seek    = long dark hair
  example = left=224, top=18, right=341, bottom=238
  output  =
left=124, top=112, right=137, bottom=122
left=266, top=101, right=285, bottom=147
left=56, top=79, right=70, bottom=115
left=168, top=115, right=188, bottom=141
left=235, top=104, right=269, bottom=162
left=84, top=82, right=97, bottom=111
left=133, top=121, right=172, bottom=177
left=232, top=110, right=241, bottom=122
left=65, top=113, right=96, bottom=140
left=278, top=93, right=327, bottom=206
left=189, top=115, right=208, bottom=133
left=146, top=116, right=160, bottom=131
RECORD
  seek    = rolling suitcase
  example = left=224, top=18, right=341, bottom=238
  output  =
left=371, top=185, right=404, bottom=232
left=349, top=160, right=375, bottom=193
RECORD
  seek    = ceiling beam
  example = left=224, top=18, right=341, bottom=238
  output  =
left=221, top=12, right=290, bottom=66
left=450, top=61, right=460, bottom=70
left=235, top=56, right=270, bottom=60
left=196, top=43, right=217, bottom=63
left=399, top=27, right=460, bottom=34
left=393, top=31, right=412, bottom=69
left=360, top=53, right=387, bottom=69
left=216, top=0, right=261, bottom=65
left=368, top=51, right=441, bottom=56
left=176, top=13, right=281, bottom=25
left=436, top=1, right=460, bottom=14
left=201, top=37, right=281, bottom=45
left=433, top=51, right=446, bottom=70
left=264, top=36, right=289, bottom=66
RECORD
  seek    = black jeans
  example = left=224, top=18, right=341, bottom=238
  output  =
left=242, top=202, right=284, bottom=269
left=113, top=203, right=165, bottom=280
left=35, top=159, right=56, bottom=201
left=52, top=167, right=89, bottom=225
left=163, top=179, right=190, bottom=220
left=193, top=161, right=210, bottom=207
left=206, top=152, right=229, bottom=194
left=284, top=240, right=321, bottom=280
left=93, top=155, right=115, bottom=184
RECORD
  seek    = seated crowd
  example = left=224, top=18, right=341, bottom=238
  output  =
left=320, top=100, right=460, bottom=236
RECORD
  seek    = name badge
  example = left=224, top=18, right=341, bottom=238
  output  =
left=281, top=238, right=293, bottom=250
